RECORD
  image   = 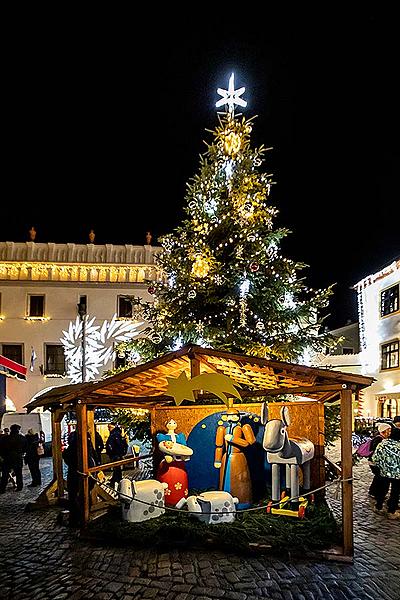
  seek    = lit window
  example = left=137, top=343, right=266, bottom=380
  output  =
left=45, top=345, right=65, bottom=375
left=380, top=284, right=399, bottom=317
left=28, top=295, right=45, bottom=317
left=1, top=344, right=23, bottom=365
left=381, top=340, right=399, bottom=370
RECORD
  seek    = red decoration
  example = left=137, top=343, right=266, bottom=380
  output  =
left=148, top=286, right=156, bottom=295
left=156, top=460, right=189, bottom=506
left=250, top=262, right=259, bottom=272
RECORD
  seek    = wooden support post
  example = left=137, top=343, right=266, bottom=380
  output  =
left=190, top=355, right=200, bottom=400
left=76, top=401, right=89, bottom=526
left=87, top=407, right=96, bottom=453
left=51, top=411, right=65, bottom=498
left=340, top=387, right=354, bottom=557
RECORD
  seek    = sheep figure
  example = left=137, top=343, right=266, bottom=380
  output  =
left=176, top=491, right=239, bottom=524
left=118, top=478, right=168, bottom=523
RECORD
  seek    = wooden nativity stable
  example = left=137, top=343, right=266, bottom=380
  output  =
left=26, top=344, right=374, bottom=558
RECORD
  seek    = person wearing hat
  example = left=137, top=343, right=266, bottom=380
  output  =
left=0, top=424, right=28, bottom=492
left=24, top=428, right=42, bottom=487
left=372, top=425, right=400, bottom=519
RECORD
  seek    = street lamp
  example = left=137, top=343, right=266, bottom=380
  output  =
left=77, top=301, right=87, bottom=383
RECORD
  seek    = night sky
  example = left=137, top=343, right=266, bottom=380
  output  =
left=2, top=10, right=398, bottom=330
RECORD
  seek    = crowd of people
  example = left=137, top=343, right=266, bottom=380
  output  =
left=0, top=424, right=45, bottom=493
left=366, top=416, right=400, bottom=519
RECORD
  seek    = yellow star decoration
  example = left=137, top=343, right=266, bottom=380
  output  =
left=166, top=371, right=196, bottom=406
left=166, top=371, right=242, bottom=406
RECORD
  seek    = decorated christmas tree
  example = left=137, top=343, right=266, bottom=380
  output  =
left=116, top=74, right=335, bottom=367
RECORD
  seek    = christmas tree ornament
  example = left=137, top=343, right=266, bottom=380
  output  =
left=250, top=262, right=259, bottom=272
left=188, top=290, right=197, bottom=299
left=191, top=255, right=210, bottom=278
left=148, top=286, right=156, bottom=295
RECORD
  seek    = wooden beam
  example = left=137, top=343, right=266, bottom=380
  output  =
left=190, top=355, right=201, bottom=400
left=87, top=407, right=96, bottom=455
left=340, top=388, right=354, bottom=557
left=87, top=454, right=151, bottom=473
left=239, top=383, right=345, bottom=397
left=76, top=402, right=89, bottom=527
left=51, top=410, right=65, bottom=498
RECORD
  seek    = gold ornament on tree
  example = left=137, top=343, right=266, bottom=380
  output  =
left=223, top=129, right=242, bottom=156
left=191, top=254, right=210, bottom=278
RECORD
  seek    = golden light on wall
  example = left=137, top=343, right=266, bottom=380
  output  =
left=0, top=262, right=161, bottom=284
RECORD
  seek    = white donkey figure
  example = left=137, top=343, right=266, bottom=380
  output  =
left=261, top=403, right=314, bottom=503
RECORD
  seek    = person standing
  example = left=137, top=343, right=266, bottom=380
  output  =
left=24, top=428, right=42, bottom=487
left=0, top=424, right=27, bottom=492
left=105, top=423, right=128, bottom=487
left=94, top=427, right=104, bottom=466
left=368, top=423, right=392, bottom=500
left=62, top=430, right=96, bottom=526
left=372, top=428, right=400, bottom=519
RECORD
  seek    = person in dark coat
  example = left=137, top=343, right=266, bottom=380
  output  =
left=24, top=428, right=42, bottom=487
left=105, top=423, right=128, bottom=487
left=62, top=430, right=96, bottom=526
left=94, top=427, right=104, bottom=466
left=0, top=423, right=28, bottom=492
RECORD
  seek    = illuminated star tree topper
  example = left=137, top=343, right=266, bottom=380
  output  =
left=216, top=72, right=247, bottom=114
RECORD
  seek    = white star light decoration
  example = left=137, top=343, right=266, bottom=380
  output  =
left=61, top=314, right=146, bottom=383
left=216, top=73, right=247, bottom=113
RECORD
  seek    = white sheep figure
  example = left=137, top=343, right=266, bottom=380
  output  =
left=118, top=478, right=168, bottom=523
left=176, top=491, right=239, bottom=524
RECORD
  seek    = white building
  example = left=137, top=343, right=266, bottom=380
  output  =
left=317, top=258, right=400, bottom=418
left=356, top=258, right=400, bottom=418
left=0, top=240, right=162, bottom=412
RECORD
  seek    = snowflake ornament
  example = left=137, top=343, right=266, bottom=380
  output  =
left=61, top=314, right=146, bottom=383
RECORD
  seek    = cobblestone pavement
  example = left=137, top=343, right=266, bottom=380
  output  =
left=0, top=452, right=399, bottom=600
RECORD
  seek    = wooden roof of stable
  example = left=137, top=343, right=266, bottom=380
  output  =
left=25, top=344, right=375, bottom=412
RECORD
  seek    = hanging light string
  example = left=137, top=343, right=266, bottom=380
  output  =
left=79, top=470, right=350, bottom=516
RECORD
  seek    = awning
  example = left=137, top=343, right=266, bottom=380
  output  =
left=0, top=355, right=27, bottom=381
left=376, top=384, right=400, bottom=400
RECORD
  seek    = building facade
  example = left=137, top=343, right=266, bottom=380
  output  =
left=0, top=241, right=162, bottom=412
left=317, top=258, right=400, bottom=418
left=356, top=258, right=400, bottom=418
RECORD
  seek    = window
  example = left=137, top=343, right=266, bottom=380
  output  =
left=28, top=295, right=45, bottom=317
left=114, top=352, right=126, bottom=370
left=79, top=295, right=87, bottom=312
left=45, top=345, right=65, bottom=375
left=1, top=344, right=23, bottom=365
left=381, top=340, right=399, bottom=370
left=118, top=296, right=134, bottom=318
left=380, top=284, right=399, bottom=317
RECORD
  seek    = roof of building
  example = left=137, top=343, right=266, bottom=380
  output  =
left=25, top=344, right=375, bottom=412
